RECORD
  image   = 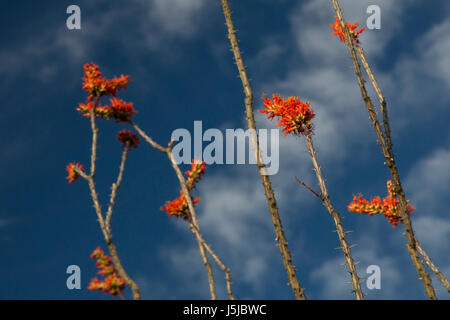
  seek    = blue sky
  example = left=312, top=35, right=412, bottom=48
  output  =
left=1, top=0, right=449, bottom=300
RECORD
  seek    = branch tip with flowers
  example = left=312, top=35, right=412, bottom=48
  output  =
left=348, top=180, right=415, bottom=227
left=88, top=247, right=126, bottom=299
left=261, top=94, right=364, bottom=300
left=329, top=0, right=442, bottom=299
left=132, top=121, right=235, bottom=300
left=69, top=63, right=235, bottom=300
left=67, top=63, right=140, bottom=299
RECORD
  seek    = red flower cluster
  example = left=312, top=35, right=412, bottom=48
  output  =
left=330, top=16, right=365, bottom=45
left=117, top=130, right=140, bottom=149
left=259, top=94, right=315, bottom=136
left=82, top=63, right=130, bottom=100
left=76, top=101, right=112, bottom=119
left=66, top=162, right=84, bottom=183
left=161, top=160, right=206, bottom=221
left=77, top=64, right=137, bottom=122
left=161, top=190, right=201, bottom=220
left=109, top=97, right=138, bottom=123
left=186, top=159, right=207, bottom=188
left=87, top=247, right=125, bottom=297
left=348, top=180, right=415, bottom=227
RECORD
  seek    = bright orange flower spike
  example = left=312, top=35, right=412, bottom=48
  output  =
left=66, top=162, right=84, bottom=183
left=82, top=63, right=130, bottom=100
left=186, top=160, right=207, bottom=188
left=161, top=190, right=200, bottom=221
left=117, top=130, right=140, bottom=149
left=259, top=94, right=315, bottom=136
left=348, top=180, right=415, bottom=227
left=330, top=16, right=365, bottom=45
left=88, top=247, right=125, bottom=297
left=76, top=101, right=112, bottom=118
left=109, top=97, right=137, bottom=122
left=161, top=159, right=206, bottom=221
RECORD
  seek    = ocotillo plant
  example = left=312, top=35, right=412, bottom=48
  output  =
left=260, top=94, right=364, bottom=300
left=348, top=181, right=450, bottom=293
left=220, top=0, right=306, bottom=300
left=66, top=63, right=141, bottom=299
left=329, top=0, right=440, bottom=299
left=68, top=63, right=234, bottom=300
left=129, top=122, right=236, bottom=300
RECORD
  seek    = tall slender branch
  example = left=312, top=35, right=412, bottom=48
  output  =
left=330, top=0, right=436, bottom=299
left=356, top=47, right=392, bottom=147
left=304, top=135, right=364, bottom=299
left=78, top=106, right=141, bottom=300
left=295, top=177, right=324, bottom=201
left=166, top=150, right=217, bottom=299
left=105, top=144, right=129, bottom=237
left=89, top=98, right=100, bottom=178
left=132, top=122, right=236, bottom=300
left=189, top=223, right=236, bottom=300
left=356, top=44, right=449, bottom=295
left=220, top=0, right=306, bottom=300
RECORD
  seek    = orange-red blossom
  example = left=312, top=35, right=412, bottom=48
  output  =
left=77, top=64, right=137, bottom=122
left=348, top=180, right=415, bottom=227
left=82, top=63, right=130, bottom=100
left=330, top=16, right=365, bottom=45
left=161, top=160, right=206, bottom=221
left=66, top=162, right=84, bottom=183
left=259, top=94, right=315, bottom=136
left=88, top=247, right=125, bottom=297
left=117, top=130, right=140, bottom=150
left=76, top=97, right=137, bottom=123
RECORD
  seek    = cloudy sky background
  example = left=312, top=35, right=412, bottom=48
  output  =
left=1, top=0, right=449, bottom=299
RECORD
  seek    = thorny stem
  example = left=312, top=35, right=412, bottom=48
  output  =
left=78, top=105, right=141, bottom=300
left=220, top=0, right=306, bottom=300
left=189, top=223, right=236, bottom=300
left=131, top=122, right=236, bottom=300
left=304, top=135, right=364, bottom=300
left=330, top=0, right=437, bottom=299
left=356, top=47, right=392, bottom=148
left=129, top=121, right=168, bottom=153
left=166, top=150, right=217, bottom=300
left=89, top=98, right=100, bottom=179
left=105, top=144, right=129, bottom=235
left=416, top=241, right=450, bottom=293
left=356, top=46, right=449, bottom=293
left=295, top=177, right=324, bottom=201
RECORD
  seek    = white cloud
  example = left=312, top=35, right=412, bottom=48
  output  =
left=406, top=148, right=450, bottom=213
left=310, top=257, right=355, bottom=299
left=421, top=19, right=450, bottom=87
left=311, top=236, right=403, bottom=299
left=414, top=217, right=450, bottom=250
left=0, top=219, right=10, bottom=229
left=163, top=166, right=291, bottom=297
left=289, top=0, right=408, bottom=63
left=2, top=1, right=213, bottom=79
left=148, top=0, right=211, bottom=36
left=405, top=148, right=450, bottom=298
